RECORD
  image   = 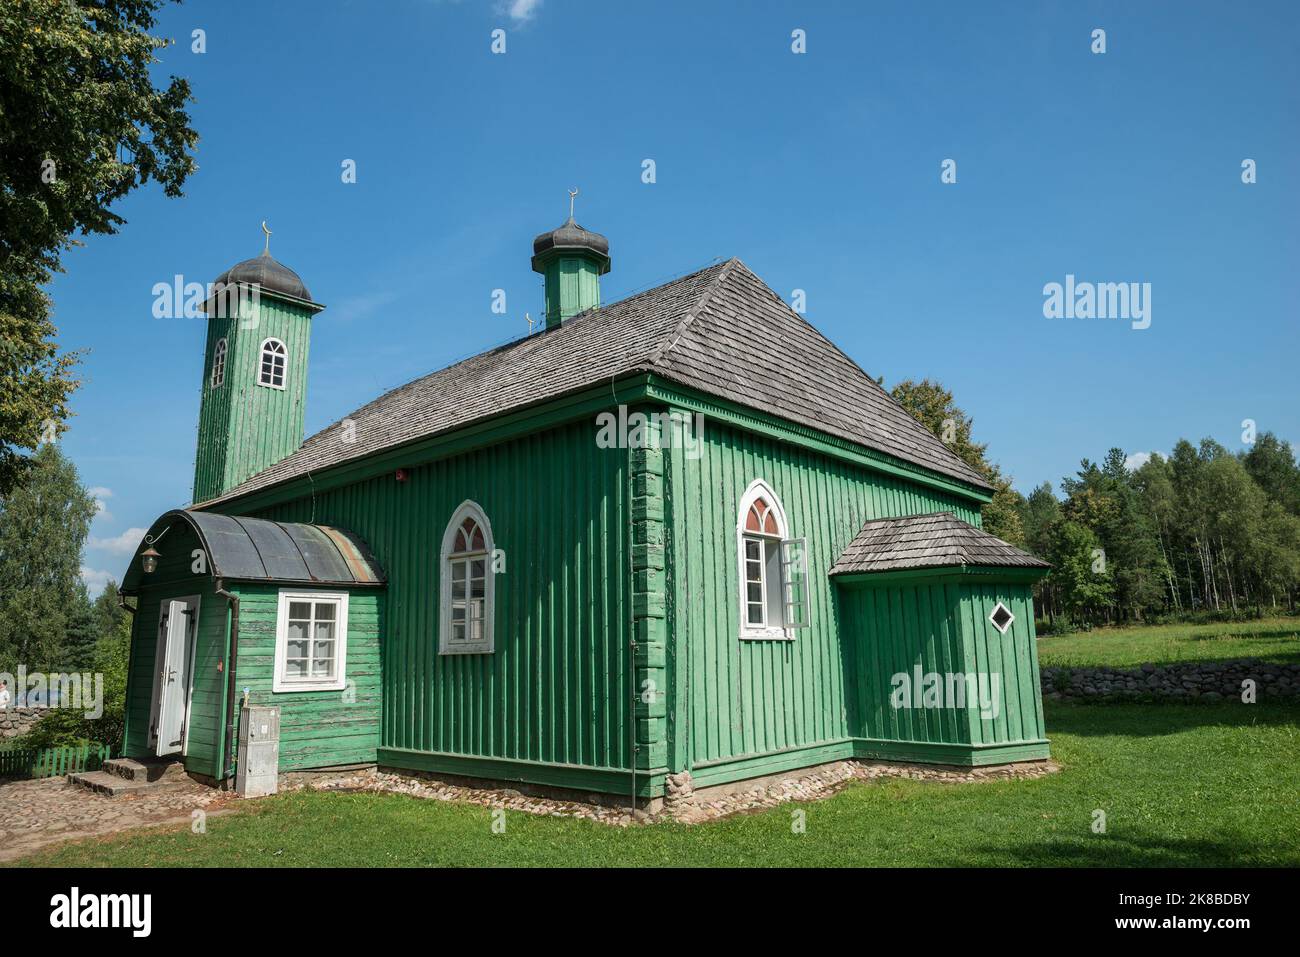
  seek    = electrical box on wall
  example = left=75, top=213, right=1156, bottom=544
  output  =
left=236, top=704, right=280, bottom=798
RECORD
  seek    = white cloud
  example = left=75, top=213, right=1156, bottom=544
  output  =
left=1124, top=451, right=1161, bottom=471
left=87, top=486, right=114, bottom=521
left=81, top=566, right=116, bottom=594
left=88, top=527, right=147, bottom=555
left=504, top=0, right=542, bottom=21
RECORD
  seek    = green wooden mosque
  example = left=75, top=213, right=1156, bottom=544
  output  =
left=121, top=210, right=1051, bottom=801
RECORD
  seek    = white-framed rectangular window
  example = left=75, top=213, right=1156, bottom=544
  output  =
left=273, top=590, right=349, bottom=692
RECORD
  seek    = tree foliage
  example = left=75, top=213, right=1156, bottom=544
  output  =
left=0, top=443, right=98, bottom=672
left=1024, top=433, right=1300, bottom=627
left=890, top=377, right=1025, bottom=545
left=24, top=579, right=132, bottom=750
left=0, top=0, right=197, bottom=493
left=886, top=376, right=1300, bottom=628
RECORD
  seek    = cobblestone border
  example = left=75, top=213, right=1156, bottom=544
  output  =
left=290, top=757, right=1060, bottom=827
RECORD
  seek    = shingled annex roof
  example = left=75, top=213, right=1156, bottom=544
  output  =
left=203, top=259, right=992, bottom=505
left=120, top=509, right=386, bottom=593
left=830, top=512, right=1049, bottom=576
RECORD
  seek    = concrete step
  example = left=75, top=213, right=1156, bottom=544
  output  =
left=66, top=770, right=155, bottom=797
left=102, top=757, right=185, bottom=783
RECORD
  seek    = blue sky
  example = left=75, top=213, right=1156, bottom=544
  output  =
left=49, top=0, right=1299, bottom=591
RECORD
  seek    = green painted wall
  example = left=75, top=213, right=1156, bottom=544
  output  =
left=193, top=294, right=314, bottom=503
left=176, top=385, right=1039, bottom=791
left=123, top=523, right=228, bottom=778
left=231, top=585, right=384, bottom=772
left=539, top=255, right=602, bottom=327
left=245, top=417, right=640, bottom=788
left=839, top=577, right=1047, bottom=763
left=662, top=415, right=985, bottom=776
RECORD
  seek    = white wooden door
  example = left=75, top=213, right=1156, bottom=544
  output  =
left=152, top=597, right=199, bottom=757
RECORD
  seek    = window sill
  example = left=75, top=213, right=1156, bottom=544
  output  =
left=739, top=629, right=794, bottom=642
left=272, top=679, right=345, bottom=694
left=439, top=645, right=494, bottom=656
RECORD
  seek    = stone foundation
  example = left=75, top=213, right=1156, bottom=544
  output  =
left=294, top=756, right=1059, bottom=827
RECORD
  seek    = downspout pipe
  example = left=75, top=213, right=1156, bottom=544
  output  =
left=117, top=593, right=137, bottom=760
left=214, top=579, right=240, bottom=786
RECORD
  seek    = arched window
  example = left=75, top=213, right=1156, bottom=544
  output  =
left=737, top=480, right=810, bottom=639
left=210, top=337, right=227, bottom=388
left=439, top=501, right=495, bottom=654
left=259, top=337, right=287, bottom=389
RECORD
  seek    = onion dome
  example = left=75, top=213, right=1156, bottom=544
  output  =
left=214, top=249, right=313, bottom=302
left=531, top=216, right=611, bottom=275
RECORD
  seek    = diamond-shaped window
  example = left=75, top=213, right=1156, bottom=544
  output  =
left=989, top=602, right=1015, bottom=634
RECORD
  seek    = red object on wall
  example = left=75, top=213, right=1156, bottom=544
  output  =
left=395, top=468, right=408, bottom=483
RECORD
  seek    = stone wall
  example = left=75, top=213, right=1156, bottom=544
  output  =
left=0, top=708, right=47, bottom=741
left=1041, top=660, right=1300, bottom=702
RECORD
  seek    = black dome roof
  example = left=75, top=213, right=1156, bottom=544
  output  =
left=214, top=250, right=313, bottom=302
left=532, top=217, right=610, bottom=262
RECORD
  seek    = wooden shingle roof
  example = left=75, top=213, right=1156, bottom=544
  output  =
left=830, top=512, right=1049, bottom=576
left=203, top=259, right=992, bottom=505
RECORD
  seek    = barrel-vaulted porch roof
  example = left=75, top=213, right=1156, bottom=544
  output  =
left=120, top=509, right=386, bottom=593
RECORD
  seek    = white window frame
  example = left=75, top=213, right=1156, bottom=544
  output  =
left=439, top=500, right=496, bottom=655
left=272, top=590, right=349, bottom=692
left=989, top=601, right=1015, bottom=634
left=737, top=479, right=807, bottom=641
left=211, top=337, right=227, bottom=388
left=258, top=337, right=287, bottom=390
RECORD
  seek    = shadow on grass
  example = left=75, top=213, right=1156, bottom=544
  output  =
left=982, top=830, right=1286, bottom=868
left=1044, top=700, right=1300, bottom=739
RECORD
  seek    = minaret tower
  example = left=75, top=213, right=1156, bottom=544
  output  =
left=192, top=224, right=325, bottom=503
left=531, top=189, right=612, bottom=329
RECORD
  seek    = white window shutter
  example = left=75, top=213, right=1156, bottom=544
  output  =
left=780, top=537, right=811, bottom=629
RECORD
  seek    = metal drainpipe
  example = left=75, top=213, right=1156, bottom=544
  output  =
left=116, top=593, right=137, bottom=757
left=214, top=579, right=240, bottom=786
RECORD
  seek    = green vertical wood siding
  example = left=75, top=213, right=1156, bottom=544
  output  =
left=663, top=416, right=984, bottom=774
left=231, top=585, right=383, bottom=771
left=840, top=577, right=1047, bottom=763
left=123, top=523, right=228, bottom=778
left=247, top=418, right=637, bottom=781
left=193, top=295, right=314, bottom=502
left=541, top=255, right=602, bottom=327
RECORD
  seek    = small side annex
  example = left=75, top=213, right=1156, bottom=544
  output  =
left=119, top=510, right=386, bottom=784
left=830, top=512, right=1052, bottom=767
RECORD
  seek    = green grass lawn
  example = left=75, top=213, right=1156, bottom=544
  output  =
left=1037, top=616, right=1300, bottom=668
left=17, top=701, right=1300, bottom=868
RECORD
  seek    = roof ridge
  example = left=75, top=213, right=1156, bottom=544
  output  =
left=296, top=260, right=735, bottom=451
left=644, top=257, right=738, bottom=371
left=761, top=291, right=990, bottom=489
left=645, top=262, right=989, bottom=490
